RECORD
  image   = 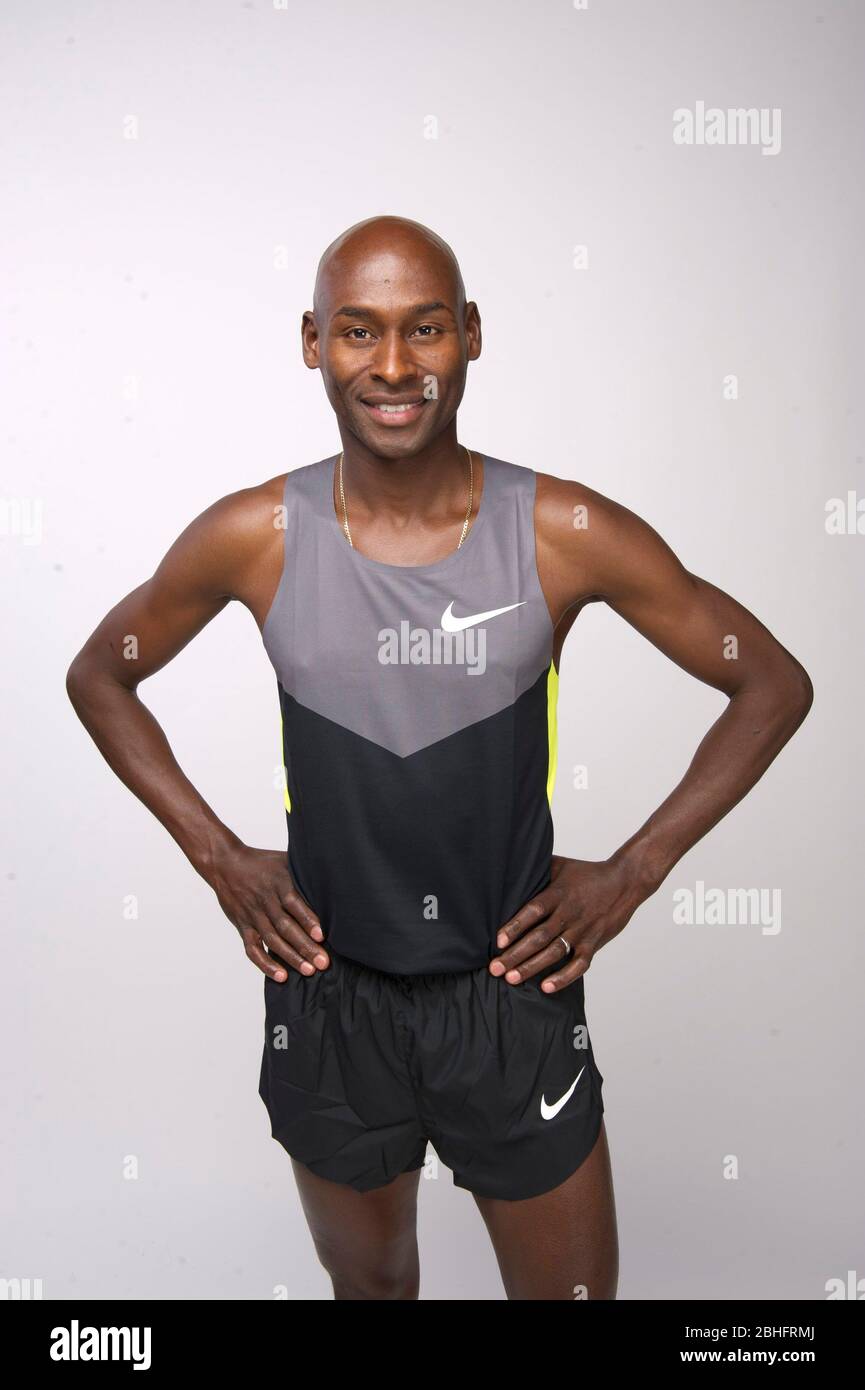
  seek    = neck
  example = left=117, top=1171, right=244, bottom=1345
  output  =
left=336, top=427, right=471, bottom=525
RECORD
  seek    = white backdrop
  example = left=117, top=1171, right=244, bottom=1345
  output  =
left=2, top=0, right=862, bottom=1299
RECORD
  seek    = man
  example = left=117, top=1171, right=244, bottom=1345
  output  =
left=66, top=214, right=813, bottom=1300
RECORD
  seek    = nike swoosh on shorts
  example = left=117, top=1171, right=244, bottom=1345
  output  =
left=540, top=1066, right=586, bottom=1120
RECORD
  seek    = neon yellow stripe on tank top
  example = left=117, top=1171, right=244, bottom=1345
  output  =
left=546, top=660, right=559, bottom=805
left=279, top=712, right=291, bottom=812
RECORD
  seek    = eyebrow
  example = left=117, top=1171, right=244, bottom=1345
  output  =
left=333, top=301, right=453, bottom=321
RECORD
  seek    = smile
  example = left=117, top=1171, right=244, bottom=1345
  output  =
left=361, top=399, right=429, bottom=425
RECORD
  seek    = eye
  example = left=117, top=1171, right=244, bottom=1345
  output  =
left=413, top=324, right=440, bottom=337
left=345, top=327, right=372, bottom=340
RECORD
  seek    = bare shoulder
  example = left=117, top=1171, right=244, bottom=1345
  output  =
left=152, top=472, right=289, bottom=605
left=535, top=468, right=643, bottom=549
left=187, top=472, right=287, bottom=550
left=534, top=468, right=690, bottom=615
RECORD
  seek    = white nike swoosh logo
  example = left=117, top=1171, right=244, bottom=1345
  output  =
left=540, top=1067, right=586, bottom=1120
left=440, top=600, right=526, bottom=633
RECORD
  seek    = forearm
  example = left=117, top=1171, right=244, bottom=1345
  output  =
left=66, top=667, right=241, bottom=879
left=610, top=670, right=813, bottom=894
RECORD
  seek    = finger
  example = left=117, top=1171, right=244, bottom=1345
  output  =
left=244, top=910, right=320, bottom=977
left=491, top=919, right=562, bottom=976
left=492, top=898, right=570, bottom=973
left=240, top=928, right=302, bottom=980
left=276, top=883, right=323, bottom=942
left=538, top=954, right=590, bottom=993
left=495, top=893, right=555, bottom=952
left=504, top=935, right=588, bottom=985
left=261, top=911, right=328, bottom=967
left=265, top=897, right=330, bottom=969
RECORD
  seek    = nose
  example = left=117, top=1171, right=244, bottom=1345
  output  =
left=370, top=329, right=417, bottom=385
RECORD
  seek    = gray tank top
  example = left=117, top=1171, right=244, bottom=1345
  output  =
left=261, top=452, right=558, bottom=974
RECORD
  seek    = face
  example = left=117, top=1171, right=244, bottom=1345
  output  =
left=302, top=240, right=481, bottom=458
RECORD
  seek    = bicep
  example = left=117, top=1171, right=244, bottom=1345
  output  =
left=588, top=502, right=802, bottom=698
left=69, top=500, right=239, bottom=689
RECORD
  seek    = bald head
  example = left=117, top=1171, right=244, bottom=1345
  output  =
left=303, top=215, right=480, bottom=454
left=312, top=215, right=466, bottom=322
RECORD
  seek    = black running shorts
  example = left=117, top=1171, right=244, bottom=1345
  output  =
left=258, top=948, right=605, bottom=1201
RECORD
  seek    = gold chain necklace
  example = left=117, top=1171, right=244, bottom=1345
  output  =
left=337, top=446, right=474, bottom=551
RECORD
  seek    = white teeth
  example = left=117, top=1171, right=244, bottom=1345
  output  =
left=375, top=402, right=418, bottom=413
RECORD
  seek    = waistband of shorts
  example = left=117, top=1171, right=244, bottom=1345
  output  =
left=328, top=946, right=485, bottom=987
